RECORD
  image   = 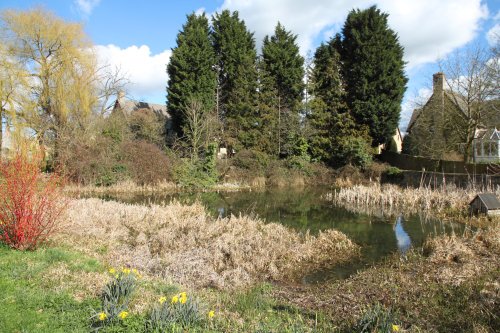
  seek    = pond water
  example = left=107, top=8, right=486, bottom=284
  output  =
left=96, top=187, right=466, bottom=283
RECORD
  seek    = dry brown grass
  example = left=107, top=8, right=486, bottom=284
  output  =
left=41, top=263, right=109, bottom=301
left=328, top=184, right=500, bottom=217
left=57, top=198, right=358, bottom=290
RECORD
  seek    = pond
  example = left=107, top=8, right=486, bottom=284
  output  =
left=96, top=187, right=466, bottom=284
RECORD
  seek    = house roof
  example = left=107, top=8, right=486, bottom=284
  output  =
left=470, top=193, right=500, bottom=209
left=474, top=127, right=500, bottom=140
left=407, top=90, right=499, bottom=134
left=114, top=96, right=169, bottom=119
left=407, top=107, right=422, bottom=132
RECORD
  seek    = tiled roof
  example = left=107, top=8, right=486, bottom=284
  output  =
left=115, top=97, right=169, bottom=118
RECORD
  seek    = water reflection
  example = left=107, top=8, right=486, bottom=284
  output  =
left=394, top=215, right=411, bottom=255
left=95, top=188, right=466, bottom=283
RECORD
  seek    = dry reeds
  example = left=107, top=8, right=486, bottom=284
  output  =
left=64, top=180, right=249, bottom=196
left=64, top=180, right=178, bottom=195
left=58, top=198, right=358, bottom=289
left=328, top=184, right=499, bottom=217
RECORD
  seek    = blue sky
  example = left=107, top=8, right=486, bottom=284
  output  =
left=1, top=0, right=499, bottom=131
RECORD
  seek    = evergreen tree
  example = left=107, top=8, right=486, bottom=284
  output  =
left=167, top=13, right=216, bottom=137
left=308, top=35, right=345, bottom=161
left=261, top=22, right=305, bottom=157
left=341, top=6, right=407, bottom=146
left=211, top=10, right=259, bottom=150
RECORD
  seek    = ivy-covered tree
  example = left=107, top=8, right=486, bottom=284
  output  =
left=211, top=10, right=259, bottom=150
left=261, top=22, right=305, bottom=157
left=341, top=6, right=407, bottom=146
left=167, top=13, right=216, bottom=137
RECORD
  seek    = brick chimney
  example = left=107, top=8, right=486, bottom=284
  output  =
left=433, top=72, right=444, bottom=95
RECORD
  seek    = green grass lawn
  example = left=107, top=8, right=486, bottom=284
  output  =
left=0, top=244, right=338, bottom=333
left=0, top=245, right=102, bottom=332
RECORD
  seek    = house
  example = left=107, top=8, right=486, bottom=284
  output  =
left=403, top=72, right=468, bottom=160
left=473, top=128, right=500, bottom=163
left=376, top=127, right=403, bottom=154
left=470, top=193, right=500, bottom=216
left=112, top=91, right=173, bottom=139
left=404, top=72, right=500, bottom=161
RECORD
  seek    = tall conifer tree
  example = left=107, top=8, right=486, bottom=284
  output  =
left=341, top=6, right=407, bottom=146
left=211, top=10, right=258, bottom=149
left=261, top=22, right=305, bottom=157
left=167, top=13, right=216, bottom=136
left=308, top=35, right=345, bottom=161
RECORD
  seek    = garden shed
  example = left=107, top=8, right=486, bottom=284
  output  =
left=469, top=193, right=500, bottom=216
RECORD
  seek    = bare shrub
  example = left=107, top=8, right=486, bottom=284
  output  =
left=121, top=140, right=172, bottom=185
left=128, top=108, right=165, bottom=146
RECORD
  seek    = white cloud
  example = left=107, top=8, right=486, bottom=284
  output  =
left=487, top=24, right=500, bottom=46
left=74, top=0, right=101, bottom=16
left=195, top=7, right=207, bottom=16
left=94, top=44, right=171, bottom=102
left=219, top=0, right=488, bottom=69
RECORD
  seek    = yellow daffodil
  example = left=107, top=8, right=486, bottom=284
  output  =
left=208, top=310, right=215, bottom=319
left=392, top=324, right=400, bottom=332
left=179, top=292, right=187, bottom=298
left=108, top=268, right=116, bottom=275
left=122, top=267, right=131, bottom=275
left=171, top=295, right=179, bottom=304
left=98, top=312, right=107, bottom=321
left=159, top=296, right=167, bottom=304
left=180, top=295, right=187, bottom=304
left=131, top=268, right=141, bottom=278
left=118, top=311, right=129, bottom=320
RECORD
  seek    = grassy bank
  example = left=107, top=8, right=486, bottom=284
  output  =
left=0, top=244, right=346, bottom=332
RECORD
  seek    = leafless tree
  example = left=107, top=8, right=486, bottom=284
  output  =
left=439, top=42, right=499, bottom=161
left=94, top=64, right=130, bottom=116
left=181, top=99, right=219, bottom=159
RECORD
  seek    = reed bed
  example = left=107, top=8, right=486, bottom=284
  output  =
left=327, top=184, right=500, bottom=217
left=58, top=198, right=358, bottom=289
left=64, top=180, right=178, bottom=195
left=63, top=180, right=250, bottom=196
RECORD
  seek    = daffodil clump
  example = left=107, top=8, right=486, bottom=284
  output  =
left=91, top=267, right=141, bottom=330
left=146, top=291, right=212, bottom=331
left=353, top=303, right=402, bottom=333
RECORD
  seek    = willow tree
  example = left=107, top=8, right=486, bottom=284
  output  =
left=0, top=43, right=25, bottom=157
left=0, top=8, right=98, bottom=158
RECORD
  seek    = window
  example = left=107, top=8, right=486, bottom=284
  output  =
left=475, top=142, right=483, bottom=156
